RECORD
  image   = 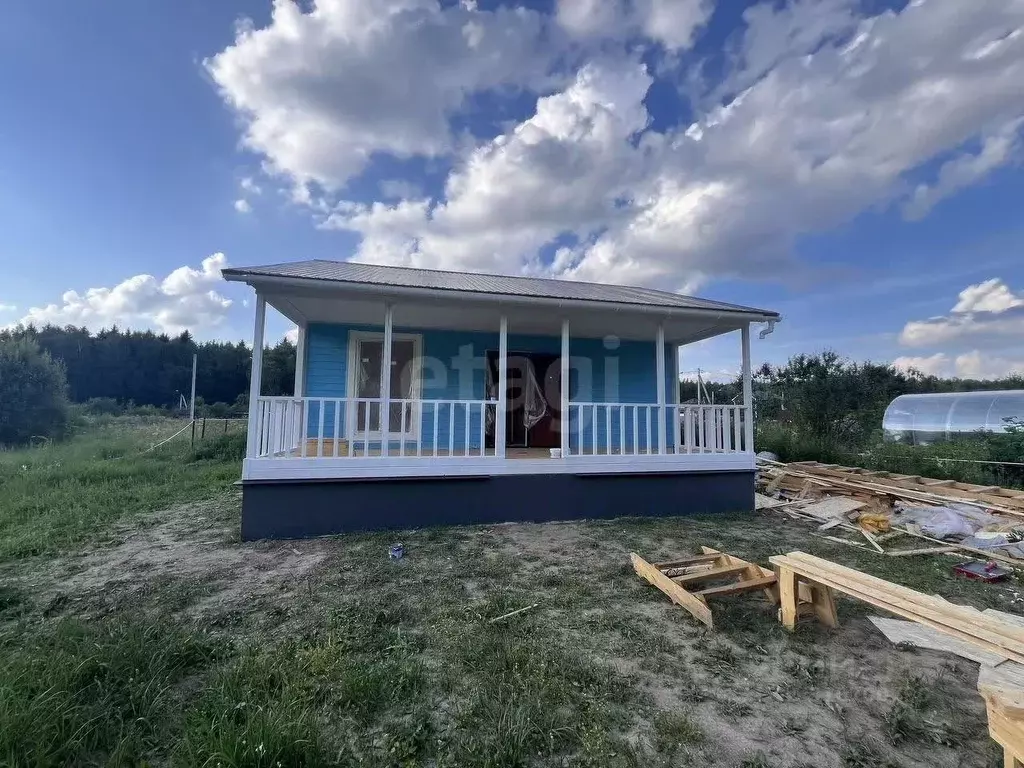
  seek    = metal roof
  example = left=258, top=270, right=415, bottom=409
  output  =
left=222, top=259, right=779, bottom=318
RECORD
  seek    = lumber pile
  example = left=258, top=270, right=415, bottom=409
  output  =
left=757, top=458, right=1024, bottom=568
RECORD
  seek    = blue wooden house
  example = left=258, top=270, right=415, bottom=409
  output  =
left=222, top=260, right=779, bottom=539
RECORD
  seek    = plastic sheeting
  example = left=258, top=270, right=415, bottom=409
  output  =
left=883, top=390, right=1024, bottom=445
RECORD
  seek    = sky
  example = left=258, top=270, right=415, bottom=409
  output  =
left=2, top=0, right=1024, bottom=381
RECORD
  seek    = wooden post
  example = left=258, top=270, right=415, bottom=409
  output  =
left=294, top=323, right=307, bottom=397
left=560, top=319, right=570, bottom=458
left=496, top=315, right=508, bottom=459
left=741, top=323, right=754, bottom=452
left=245, top=294, right=266, bottom=459
left=778, top=566, right=798, bottom=630
left=380, top=303, right=394, bottom=452
left=656, top=323, right=666, bottom=454
left=201, top=418, right=206, bottom=439
left=671, top=343, right=681, bottom=454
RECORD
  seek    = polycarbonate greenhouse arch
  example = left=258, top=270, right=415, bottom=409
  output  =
left=882, top=390, right=1024, bottom=445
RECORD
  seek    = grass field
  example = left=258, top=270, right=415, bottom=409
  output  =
left=0, top=418, right=1015, bottom=767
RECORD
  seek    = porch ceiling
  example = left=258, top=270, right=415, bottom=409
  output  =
left=262, top=284, right=756, bottom=344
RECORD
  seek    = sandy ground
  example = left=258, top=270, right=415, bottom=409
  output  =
left=2, top=501, right=1003, bottom=767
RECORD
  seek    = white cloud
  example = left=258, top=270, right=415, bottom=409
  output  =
left=891, top=353, right=952, bottom=377
left=904, top=119, right=1024, bottom=220
left=0, top=302, right=15, bottom=313
left=206, top=0, right=560, bottom=191
left=556, top=0, right=712, bottom=51
left=211, top=0, right=1024, bottom=295
left=891, top=351, right=1024, bottom=379
left=10, top=254, right=233, bottom=336
left=283, top=326, right=299, bottom=344
left=234, top=198, right=252, bottom=213
left=953, top=350, right=1024, bottom=379
left=952, top=278, right=1024, bottom=314
left=900, top=278, right=1024, bottom=348
left=240, top=176, right=262, bottom=195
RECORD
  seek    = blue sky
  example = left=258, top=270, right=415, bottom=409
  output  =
left=2, top=0, right=1023, bottom=380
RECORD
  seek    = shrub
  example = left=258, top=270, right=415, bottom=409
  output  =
left=0, top=337, right=70, bottom=446
left=81, top=397, right=123, bottom=416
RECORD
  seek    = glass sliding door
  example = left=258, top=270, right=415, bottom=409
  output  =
left=351, top=334, right=420, bottom=438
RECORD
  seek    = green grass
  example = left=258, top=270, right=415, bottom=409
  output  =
left=0, top=417, right=1011, bottom=767
left=0, top=417, right=244, bottom=559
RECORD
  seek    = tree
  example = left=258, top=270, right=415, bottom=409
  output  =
left=0, top=337, right=70, bottom=445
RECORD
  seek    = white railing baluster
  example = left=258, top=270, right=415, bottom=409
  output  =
left=399, top=402, right=406, bottom=457
left=723, top=407, right=732, bottom=452
left=317, top=398, right=325, bottom=457
left=619, top=406, right=625, bottom=456
left=632, top=407, right=638, bottom=456
left=363, top=400, right=370, bottom=456
left=604, top=406, right=611, bottom=457
left=463, top=402, right=470, bottom=457
left=479, top=402, right=486, bottom=457
left=448, top=402, right=455, bottom=457
left=432, top=403, right=439, bottom=457
left=333, top=400, right=341, bottom=457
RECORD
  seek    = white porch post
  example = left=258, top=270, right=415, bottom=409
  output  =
left=656, top=323, right=667, bottom=454
left=245, top=294, right=266, bottom=458
left=560, top=319, right=570, bottom=458
left=293, top=323, right=307, bottom=397
left=671, top=343, right=681, bottom=454
left=741, top=323, right=754, bottom=452
left=380, top=303, right=394, bottom=449
left=496, top=315, right=508, bottom=459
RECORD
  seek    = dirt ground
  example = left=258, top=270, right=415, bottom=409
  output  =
left=4, top=497, right=1012, bottom=767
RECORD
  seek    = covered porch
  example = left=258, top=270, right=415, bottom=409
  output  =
left=238, top=279, right=767, bottom=482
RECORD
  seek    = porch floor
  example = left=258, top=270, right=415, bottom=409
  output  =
left=288, top=440, right=705, bottom=458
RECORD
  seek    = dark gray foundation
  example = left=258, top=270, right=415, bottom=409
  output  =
left=239, top=470, right=755, bottom=540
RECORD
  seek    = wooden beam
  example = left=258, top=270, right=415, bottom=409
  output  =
left=631, top=552, right=714, bottom=628
left=694, top=575, right=777, bottom=598
left=671, top=563, right=750, bottom=585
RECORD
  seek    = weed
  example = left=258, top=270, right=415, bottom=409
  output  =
left=651, top=710, right=704, bottom=754
left=739, top=752, right=778, bottom=768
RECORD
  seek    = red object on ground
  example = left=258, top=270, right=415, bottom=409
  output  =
left=952, top=560, right=1012, bottom=583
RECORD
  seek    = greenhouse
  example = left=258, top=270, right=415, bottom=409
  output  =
left=883, top=390, right=1024, bottom=445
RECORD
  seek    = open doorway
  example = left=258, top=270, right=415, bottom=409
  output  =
left=486, top=351, right=563, bottom=449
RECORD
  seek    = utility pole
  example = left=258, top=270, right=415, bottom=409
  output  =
left=189, top=354, right=198, bottom=446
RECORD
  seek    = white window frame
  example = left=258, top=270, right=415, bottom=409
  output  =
left=346, top=331, right=423, bottom=440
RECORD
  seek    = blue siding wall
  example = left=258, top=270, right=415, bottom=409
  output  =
left=303, top=322, right=675, bottom=451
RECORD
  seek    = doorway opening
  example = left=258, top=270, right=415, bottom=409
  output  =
left=485, top=351, right=563, bottom=449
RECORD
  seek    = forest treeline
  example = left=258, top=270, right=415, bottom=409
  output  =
left=0, top=325, right=296, bottom=412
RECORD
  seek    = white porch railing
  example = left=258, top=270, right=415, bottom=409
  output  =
left=566, top=403, right=752, bottom=456
left=678, top=404, right=752, bottom=454
left=252, top=396, right=495, bottom=459
left=251, top=397, right=753, bottom=459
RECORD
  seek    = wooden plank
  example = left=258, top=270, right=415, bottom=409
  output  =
left=861, top=529, right=885, bottom=554
left=886, top=546, right=960, bottom=557
left=773, top=552, right=1024, bottom=661
left=693, top=574, right=777, bottom=598
left=631, top=552, right=714, bottom=628
left=868, top=616, right=1007, bottom=666
left=699, top=546, right=779, bottom=605
left=653, top=553, right=722, bottom=569
left=779, top=552, right=1024, bottom=644
left=671, top=563, right=750, bottom=585
left=799, top=496, right=867, bottom=520
left=810, top=584, right=839, bottom=629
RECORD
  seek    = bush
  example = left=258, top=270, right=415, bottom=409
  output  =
left=0, top=337, right=70, bottom=446
left=190, top=432, right=246, bottom=462
left=81, top=397, right=123, bottom=416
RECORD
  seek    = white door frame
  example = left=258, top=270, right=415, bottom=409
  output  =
left=346, top=330, right=423, bottom=440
